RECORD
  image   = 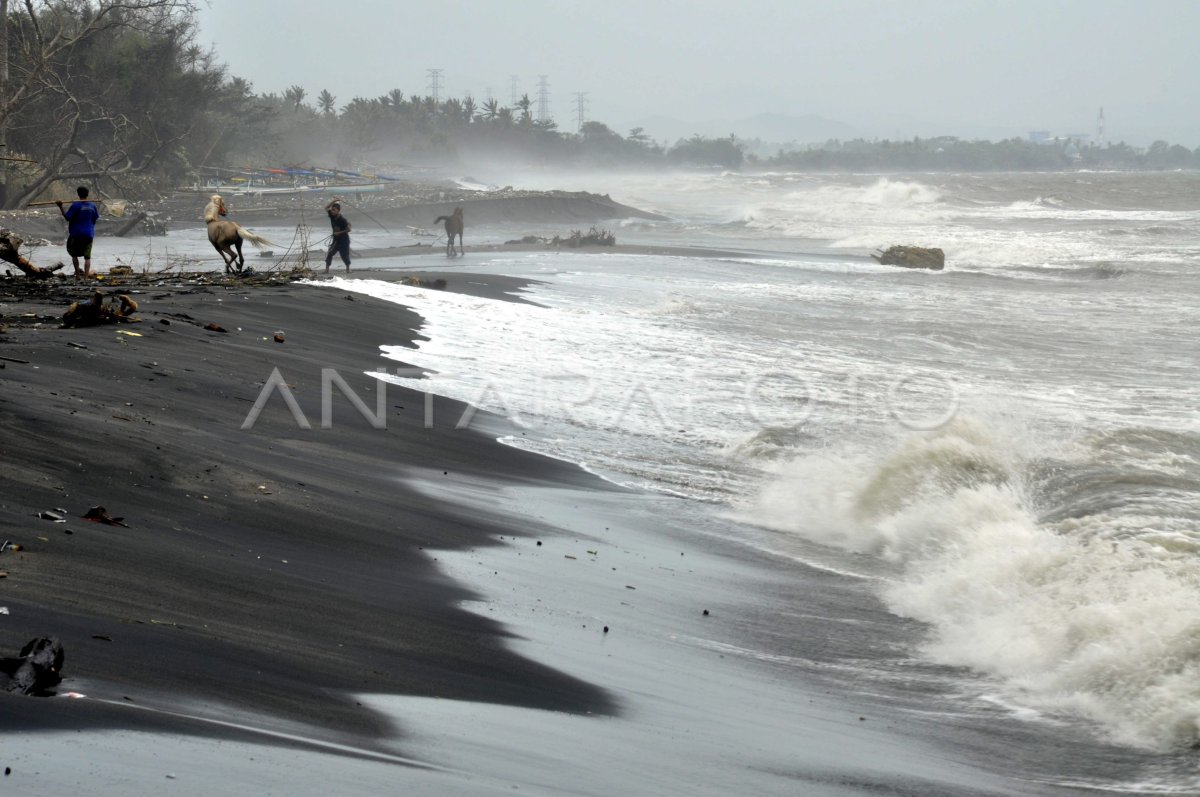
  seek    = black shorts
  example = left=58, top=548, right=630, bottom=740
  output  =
left=66, top=235, right=94, bottom=258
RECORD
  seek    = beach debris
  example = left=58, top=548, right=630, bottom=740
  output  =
left=66, top=341, right=88, bottom=349
left=554, top=227, right=616, bottom=248
left=0, top=229, right=65, bottom=279
left=1, top=541, right=23, bottom=553
left=204, top=322, right=227, bottom=333
left=603, top=626, right=609, bottom=633
left=82, top=506, right=129, bottom=527
left=871, top=245, right=945, bottom=271
left=37, top=509, right=67, bottom=522
left=703, top=609, right=710, bottom=616
left=0, top=607, right=7, bottom=614
left=91, top=635, right=112, bottom=642
left=0, top=637, right=64, bottom=696
left=109, top=265, right=134, bottom=277
left=273, top=331, right=285, bottom=343
left=400, top=276, right=447, bottom=289
left=62, top=291, right=139, bottom=327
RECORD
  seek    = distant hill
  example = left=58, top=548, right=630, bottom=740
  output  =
left=623, top=112, right=860, bottom=148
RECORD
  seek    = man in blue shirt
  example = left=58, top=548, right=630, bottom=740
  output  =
left=56, top=186, right=100, bottom=278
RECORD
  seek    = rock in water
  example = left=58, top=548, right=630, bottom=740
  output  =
left=871, top=245, right=945, bottom=271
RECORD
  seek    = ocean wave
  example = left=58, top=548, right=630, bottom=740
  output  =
left=745, top=416, right=1200, bottom=752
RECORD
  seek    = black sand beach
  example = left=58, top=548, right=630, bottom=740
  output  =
left=0, top=272, right=618, bottom=749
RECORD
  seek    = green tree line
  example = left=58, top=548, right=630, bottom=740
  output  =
left=1, top=2, right=1195, bottom=209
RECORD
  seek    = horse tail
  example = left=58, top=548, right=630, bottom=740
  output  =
left=237, top=226, right=276, bottom=249
left=433, top=215, right=449, bottom=224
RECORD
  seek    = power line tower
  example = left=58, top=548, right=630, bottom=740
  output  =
left=1096, top=107, right=1106, bottom=147
left=573, top=92, right=589, bottom=132
left=510, top=75, right=520, bottom=106
left=536, top=75, right=551, bottom=123
left=426, top=68, right=443, bottom=104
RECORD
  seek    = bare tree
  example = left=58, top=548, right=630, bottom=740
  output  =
left=0, top=0, right=200, bottom=208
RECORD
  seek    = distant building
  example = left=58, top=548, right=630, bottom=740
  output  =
left=1028, top=130, right=1091, bottom=147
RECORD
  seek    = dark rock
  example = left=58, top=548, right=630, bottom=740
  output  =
left=0, top=637, right=64, bottom=695
left=871, top=245, right=945, bottom=271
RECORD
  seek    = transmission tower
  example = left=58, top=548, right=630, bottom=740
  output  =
left=426, top=68, right=444, bottom=104
left=573, top=92, right=589, bottom=132
left=536, top=75, right=551, bottom=123
left=1096, top=107, right=1106, bottom=147
left=510, top=75, right=520, bottom=106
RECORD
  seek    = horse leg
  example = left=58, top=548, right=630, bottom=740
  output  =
left=213, top=241, right=233, bottom=273
left=234, top=237, right=245, bottom=273
left=458, top=231, right=464, bottom=256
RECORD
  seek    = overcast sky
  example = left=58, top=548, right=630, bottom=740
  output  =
left=197, top=0, right=1200, bottom=146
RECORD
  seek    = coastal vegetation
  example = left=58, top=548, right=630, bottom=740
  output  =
left=0, top=2, right=1197, bottom=210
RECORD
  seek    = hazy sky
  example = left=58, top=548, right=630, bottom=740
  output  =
left=198, top=0, right=1200, bottom=146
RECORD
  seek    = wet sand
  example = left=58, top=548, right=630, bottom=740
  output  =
left=0, top=275, right=616, bottom=749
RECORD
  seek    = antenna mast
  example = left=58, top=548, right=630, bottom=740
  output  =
left=536, top=75, right=551, bottom=123
left=426, top=68, right=443, bottom=104
left=573, top=92, right=589, bottom=132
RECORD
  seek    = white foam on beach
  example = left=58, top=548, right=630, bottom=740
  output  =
left=353, top=471, right=1017, bottom=796
left=745, top=416, right=1200, bottom=752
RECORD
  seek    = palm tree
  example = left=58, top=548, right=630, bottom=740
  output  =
left=462, top=95, right=477, bottom=124
left=387, top=88, right=405, bottom=114
left=317, top=89, right=336, bottom=116
left=481, top=97, right=500, bottom=122
left=515, top=93, right=533, bottom=125
left=284, top=85, right=307, bottom=111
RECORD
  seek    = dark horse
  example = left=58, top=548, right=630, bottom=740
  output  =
left=204, top=195, right=275, bottom=273
left=434, top=207, right=464, bottom=257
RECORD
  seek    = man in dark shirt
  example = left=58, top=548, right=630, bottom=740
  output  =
left=324, top=199, right=351, bottom=272
left=56, top=186, right=100, bottom=278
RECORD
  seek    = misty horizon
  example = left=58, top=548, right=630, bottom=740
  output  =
left=198, top=0, right=1199, bottom=149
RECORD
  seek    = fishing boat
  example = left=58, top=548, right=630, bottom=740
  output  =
left=187, top=164, right=398, bottom=197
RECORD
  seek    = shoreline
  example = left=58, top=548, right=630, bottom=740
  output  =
left=0, top=188, right=668, bottom=243
left=0, top=276, right=618, bottom=744
left=1, top=258, right=1146, bottom=794
left=0, top=271, right=1024, bottom=795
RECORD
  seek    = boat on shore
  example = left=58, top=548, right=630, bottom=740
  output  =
left=186, top=164, right=398, bottom=197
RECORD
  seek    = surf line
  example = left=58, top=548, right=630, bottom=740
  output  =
left=81, top=694, right=443, bottom=770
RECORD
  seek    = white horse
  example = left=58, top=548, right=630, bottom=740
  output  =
left=204, top=195, right=275, bottom=273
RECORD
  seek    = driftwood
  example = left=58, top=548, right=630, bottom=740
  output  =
left=0, top=230, right=64, bottom=279
left=62, top=291, right=139, bottom=327
left=0, top=637, right=64, bottom=696
left=871, top=245, right=945, bottom=271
